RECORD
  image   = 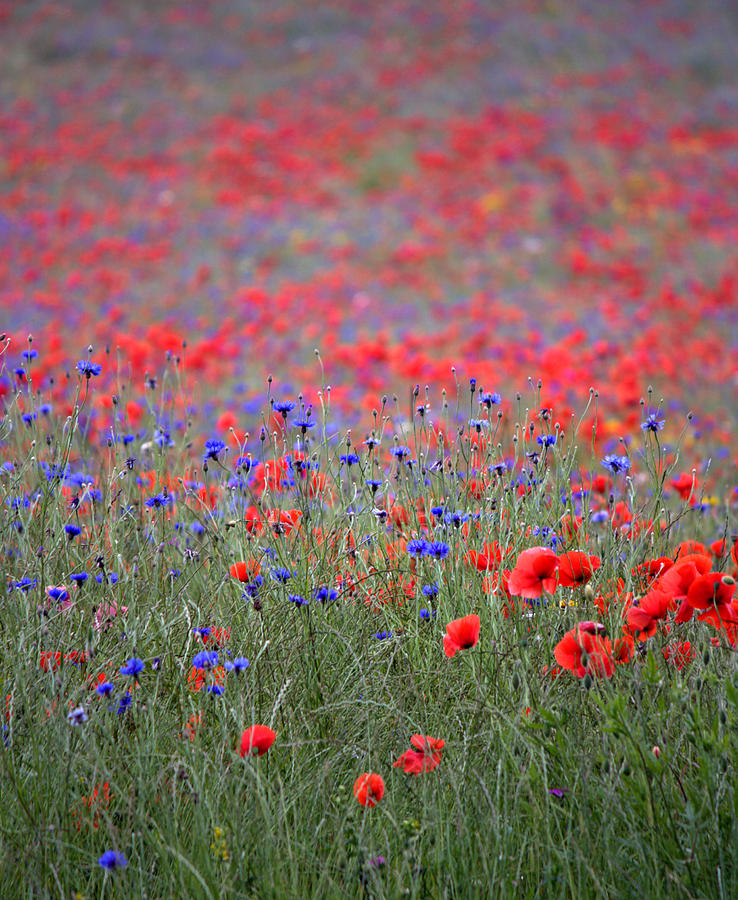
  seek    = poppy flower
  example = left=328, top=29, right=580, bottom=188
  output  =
left=443, top=614, right=480, bottom=658
left=663, top=641, right=695, bottom=670
left=671, top=472, right=698, bottom=501
left=557, top=552, right=601, bottom=587
left=659, top=556, right=711, bottom=603
left=507, top=547, right=559, bottom=598
left=554, top=622, right=614, bottom=679
left=686, top=573, right=736, bottom=612
left=353, top=772, right=385, bottom=807
left=612, top=633, right=634, bottom=664
left=229, top=560, right=260, bottom=582
left=393, top=735, right=445, bottom=774
left=464, top=542, right=503, bottom=571
left=239, top=724, right=276, bottom=757
left=626, top=589, right=674, bottom=640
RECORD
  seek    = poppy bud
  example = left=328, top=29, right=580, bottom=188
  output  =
left=652, top=746, right=660, bottom=758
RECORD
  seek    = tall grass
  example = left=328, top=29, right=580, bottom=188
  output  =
left=0, top=354, right=736, bottom=899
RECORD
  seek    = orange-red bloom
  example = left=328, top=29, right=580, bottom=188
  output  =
left=626, top=588, right=674, bottom=640
left=353, top=772, right=385, bottom=807
left=229, top=560, right=260, bottom=582
left=554, top=622, right=614, bottom=678
left=393, top=735, right=445, bottom=775
left=443, top=614, right=480, bottom=658
left=240, top=725, right=276, bottom=757
left=507, top=547, right=559, bottom=598
left=557, top=551, right=601, bottom=587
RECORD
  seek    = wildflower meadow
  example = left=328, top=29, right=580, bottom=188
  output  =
left=1, top=1, right=737, bottom=898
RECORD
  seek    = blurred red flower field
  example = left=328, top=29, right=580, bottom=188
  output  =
left=0, top=0, right=735, bottom=447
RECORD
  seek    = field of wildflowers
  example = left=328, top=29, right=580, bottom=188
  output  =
left=1, top=0, right=737, bottom=897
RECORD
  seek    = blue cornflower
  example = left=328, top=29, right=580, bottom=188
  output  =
left=242, top=576, right=263, bottom=598
left=531, top=526, right=558, bottom=550
left=153, top=428, right=174, bottom=448
left=591, top=510, right=609, bottom=523
left=235, top=456, right=252, bottom=472
left=98, top=851, right=127, bottom=870
left=120, top=658, right=144, bottom=677
left=22, top=412, right=37, bottom=425
left=537, top=435, right=556, bottom=447
left=390, top=445, right=411, bottom=459
left=232, top=657, right=250, bottom=672
left=190, top=521, right=205, bottom=536
left=95, top=573, right=119, bottom=585
left=422, top=583, right=439, bottom=598
left=22, top=349, right=38, bottom=361
left=469, top=418, right=488, bottom=431
left=430, top=505, right=444, bottom=517
left=68, top=706, right=88, bottom=725
left=407, top=538, right=429, bottom=558
left=601, top=454, right=631, bottom=475
left=289, top=594, right=309, bottom=606
left=294, top=418, right=315, bottom=430
left=96, top=681, right=115, bottom=696
left=145, top=493, right=171, bottom=509
left=271, top=567, right=293, bottom=584
left=76, top=360, right=102, bottom=379
left=366, top=479, right=383, bottom=492
left=115, top=693, right=133, bottom=715
left=192, top=651, right=218, bottom=670
left=39, top=403, right=52, bottom=415
left=444, top=510, right=469, bottom=528
left=419, top=608, right=437, bottom=620
left=314, top=585, right=338, bottom=603
left=375, top=630, right=392, bottom=640
left=340, top=453, right=360, bottom=466
left=204, top=438, right=226, bottom=461
left=47, top=586, right=69, bottom=603
left=207, top=685, right=225, bottom=696
left=479, top=391, right=501, bottom=408
left=64, top=524, right=81, bottom=539
left=641, top=414, right=665, bottom=433
left=69, top=572, right=88, bottom=584
left=489, top=461, right=507, bottom=475
left=13, top=577, right=37, bottom=592
left=427, top=541, right=450, bottom=560
left=273, top=400, right=295, bottom=416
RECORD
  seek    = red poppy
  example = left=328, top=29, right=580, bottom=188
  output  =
left=663, top=641, right=695, bottom=670
left=686, top=573, right=736, bottom=612
left=554, top=622, right=614, bottom=678
left=626, top=589, right=674, bottom=640
left=557, top=551, right=601, bottom=587
left=443, top=614, right=480, bottom=658
left=612, top=633, right=634, bottom=664
left=393, top=735, right=445, bottom=774
left=239, top=725, right=276, bottom=757
left=507, top=547, right=559, bottom=598
left=353, top=772, right=385, bottom=807
left=671, top=472, right=698, bottom=501
left=465, top=542, right=503, bottom=571
left=229, top=560, right=260, bottom=582
left=659, top=556, right=711, bottom=602
left=632, top=557, right=673, bottom=581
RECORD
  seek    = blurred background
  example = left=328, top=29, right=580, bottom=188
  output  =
left=1, top=0, right=736, bottom=434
